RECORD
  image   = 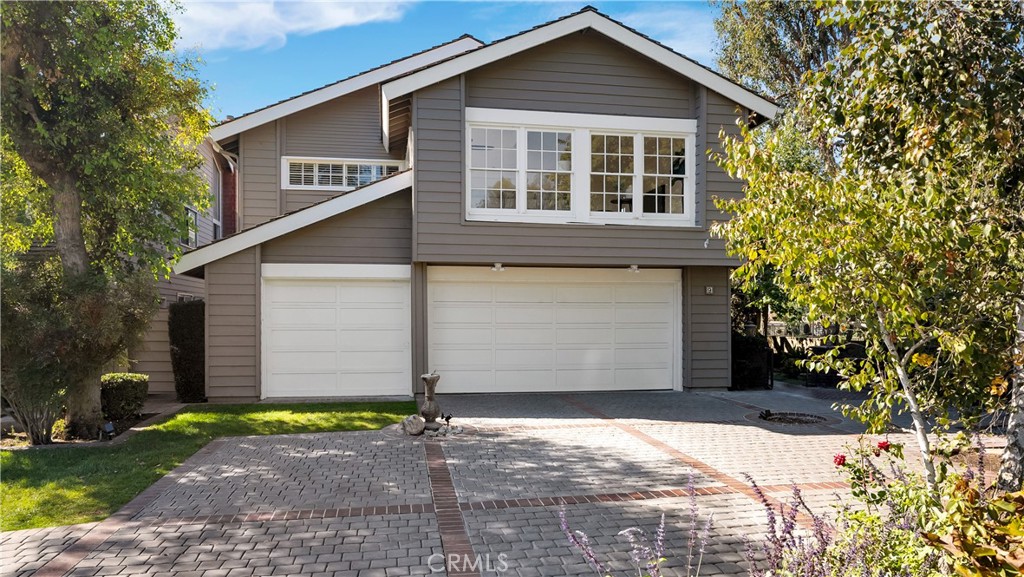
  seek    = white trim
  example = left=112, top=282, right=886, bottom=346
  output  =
left=173, top=170, right=413, bottom=274
left=466, top=108, right=697, bottom=134
left=210, top=37, right=482, bottom=141
left=465, top=115, right=697, bottom=228
left=280, top=156, right=406, bottom=191
left=382, top=11, right=777, bottom=119
left=261, top=264, right=411, bottom=280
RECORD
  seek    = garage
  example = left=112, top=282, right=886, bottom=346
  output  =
left=427, top=266, right=681, bottom=393
left=261, top=264, right=411, bottom=398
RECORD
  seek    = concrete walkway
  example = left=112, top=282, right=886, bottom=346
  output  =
left=2, top=384, right=909, bottom=577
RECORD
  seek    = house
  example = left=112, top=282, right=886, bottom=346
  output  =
left=173, top=7, right=778, bottom=402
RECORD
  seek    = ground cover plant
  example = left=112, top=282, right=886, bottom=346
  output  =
left=0, top=401, right=414, bottom=531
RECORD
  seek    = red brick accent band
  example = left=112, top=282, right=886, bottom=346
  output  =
left=424, top=441, right=481, bottom=577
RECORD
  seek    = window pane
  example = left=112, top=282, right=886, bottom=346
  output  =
left=526, top=190, right=540, bottom=210
left=527, top=131, right=541, bottom=150
left=591, top=134, right=605, bottom=153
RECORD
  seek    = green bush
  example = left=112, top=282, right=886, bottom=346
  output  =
left=100, top=373, right=148, bottom=421
left=168, top=300, right=205, bottom=402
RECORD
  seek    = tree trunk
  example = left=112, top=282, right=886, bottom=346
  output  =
left=876, top=309, right=938, bottom=489
left=50, top=175, right=104, bottom=438
left=997, top=299, right=1024, bottom=492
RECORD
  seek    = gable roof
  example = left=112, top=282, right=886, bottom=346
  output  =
left=173, top=170, right=413, bottom=275
left=381, top=7, right=778, bottom=120
left=209, top=36, right=483, bottom=141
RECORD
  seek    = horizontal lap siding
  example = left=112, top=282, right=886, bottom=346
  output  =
left=205, top=247, right=260, bottom=400
left=705, top=90, right=746, bottom=223
left=131, top=275, right=206, bottom=394
left=262, top=191, right=412, bottom=264
left=282, top=88, right=404, bottom=213
left=413, top=33, right=747, bottom=267
left=465, top=32, right=689, bottom=116
left=239, top=123, right=279, bottom=228
left=687, top=266, right=730, bottom=388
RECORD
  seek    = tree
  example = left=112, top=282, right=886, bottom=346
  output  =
left=715, top=1, right=1024, bottom=489
left=1, top=1, right=212, bottom=438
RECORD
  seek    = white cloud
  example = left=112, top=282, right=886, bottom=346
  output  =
left=173, top=1, right=412, bottom=52
left=614, top=5, right=720, bottom=69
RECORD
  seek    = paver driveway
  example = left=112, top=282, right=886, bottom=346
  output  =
left=3, top=384, right=903, bottom=577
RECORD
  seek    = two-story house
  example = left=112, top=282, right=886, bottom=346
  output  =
left=174, top=7, right=777, bottom=402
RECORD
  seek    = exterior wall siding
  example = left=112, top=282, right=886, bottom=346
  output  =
left=686, top=266, right=731, bottom=388
left=262, top=190, right=412, bottom=264
left=412, top=33, right=748, bottom=267
left=205, top=246, right=261, bottom=401
left=239, top=123, right=280, bottom=229
left=465, top=32, right=691, bottom=116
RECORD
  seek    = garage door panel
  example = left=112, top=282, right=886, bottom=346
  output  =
left=556, top=286, right=613, bottom=303
left=263, top=275, right=410, bottom=398
left=495, top=327, right=555, bottom=345
left=495, top=284, right=553, bottom=303
left=495, top=348, right=555, bottom=366
left=269, top=351, right=336, bottom=371
left=428, top=267, right=680, bottom=393
left=556, top=307, right=614, bottom=324
left=494, top=306, right=552, bottom=324
left=432, top=306, right=492, bottom=324
left=432, top=284, right=492, bottom=302
left=269, top=284, right=337, bottom=303
left=269, top=329, right=337, bottom=350
left=556, top=328, right=614, bottom=345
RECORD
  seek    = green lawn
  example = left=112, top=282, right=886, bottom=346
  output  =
left=0, top=401, right=415, bottom=531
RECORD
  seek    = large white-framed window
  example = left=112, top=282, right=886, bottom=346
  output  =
left=281, top=157, right=404, bottom=192
left=465, top=108, right=696, bottom=227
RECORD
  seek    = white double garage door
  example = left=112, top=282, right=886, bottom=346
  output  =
left=262, top=265, right=681, bottom=397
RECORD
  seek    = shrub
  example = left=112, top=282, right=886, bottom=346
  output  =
left=100, top=373, right=149, bottom=421
left=168, top=300, right=205, bottom=402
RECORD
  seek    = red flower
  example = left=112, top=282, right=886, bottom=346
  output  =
left=834, top=454, right=847, bottom=467
left=877, top=441, right=891, bottom=452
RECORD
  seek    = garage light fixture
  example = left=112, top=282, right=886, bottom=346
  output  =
left=628, top=265, right=640, bottom=273
left=491, top=262, right=505, bottom=272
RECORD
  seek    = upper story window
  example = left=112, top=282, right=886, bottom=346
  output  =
left=282, top=157, right=403, bottom=192
left=465, top=108, right=696, bottom=227
left=181, top=207, right=199, bottom=248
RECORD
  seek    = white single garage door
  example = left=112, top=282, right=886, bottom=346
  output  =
left=428, top=267, right=681, bottom=393
left=262, top=264, right=411, bottom=398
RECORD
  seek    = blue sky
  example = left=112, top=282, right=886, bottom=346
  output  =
left=173, top=1, right=722, bottom=121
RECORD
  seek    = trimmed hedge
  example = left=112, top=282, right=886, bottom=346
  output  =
left=168, top=300, right=206, bottom=402
left=100, top=373, right=149, bottom=421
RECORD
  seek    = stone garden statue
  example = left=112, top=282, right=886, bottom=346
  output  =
left=420, top=372, right=442, bottom=431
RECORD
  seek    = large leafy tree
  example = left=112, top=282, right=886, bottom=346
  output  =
left=1, top=1, right=212, bottom=438
left=715, top=1, right=1024, bottom=489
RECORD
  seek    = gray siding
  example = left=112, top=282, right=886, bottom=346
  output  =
left=466, top=32, right=691, bottom=116
left=412, top=77, right=747, bottom=266
left=262, top=190, right=412, bottom=264
left=686, top=266, right=731, bottom=388
left=283, top=86, right=400, bottom=161
left=704, top=90, right=746, bottom=224
left=131, top=274, right=205, bottom=394
left=206, top=246, right=261, bottom=401
left=239, top=123, right=280, bottom=229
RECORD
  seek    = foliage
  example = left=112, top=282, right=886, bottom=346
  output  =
left=714, top=0, right=1024, bottom=488
left=168, top=300, right=206, bottom=403
left=0, top=401, right=415, bottom=531
left=1, top=258, right=157, bottom=444
left=560, top=475, right=712, bottom=577
left=1, top=0, right=213, bottom=436
left=713, top=0, right=849, bottom=106
left=0, top=0, right=212, bottom=278
left=100, top=373, right=149, bottom=421
left=923, top=481, right=1024, bottom=577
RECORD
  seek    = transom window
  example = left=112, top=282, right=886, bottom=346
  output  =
left=465, top=108, right=696, bottom=227
left=283, top=158, right=402, bottom=191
